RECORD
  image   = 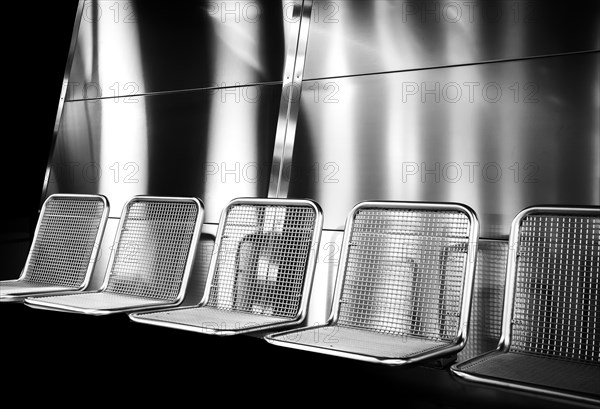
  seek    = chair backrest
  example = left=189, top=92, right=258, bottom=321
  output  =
left=201, top=198, right=322, bottom=320
left=502, top=206, right=600, bottom=363
left=330, top=201, right=479, bottom=343
left=22, top=194, right=109, bottom=289
left=100, top=196, right=203, bottom=302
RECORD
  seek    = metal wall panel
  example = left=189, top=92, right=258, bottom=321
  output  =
left=67, top=0, right=300, bottom=100
left=46, top=84, right=282, bottom=222
left=287, top=52, right=600, bottom=236
left=304, top=0, right=600, bottom=80
left=457, top=240, right=508, bottom=362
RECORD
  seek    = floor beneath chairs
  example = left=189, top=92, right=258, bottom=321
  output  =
left=1, top=302, right=595, bottom=409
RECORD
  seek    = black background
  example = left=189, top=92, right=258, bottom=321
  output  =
left=0, top=2, right=593, bottom=407
left=2, top=2, right=77, bottom=227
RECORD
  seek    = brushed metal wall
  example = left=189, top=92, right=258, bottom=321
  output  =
left=45, top=0, right=303, bottom=223
left=46, top=0, right=600, bottom=235
left=304, top=0, right=600, bottom=80
left=286, top=52, right=600, bottom=236
left=67, top=0, right=299, bottom=100
left=282, top=0, right=600, bottom=237
left=46, top=84, right=283, bottom=222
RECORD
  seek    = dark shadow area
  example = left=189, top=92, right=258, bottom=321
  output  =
left=1, top=302, right=595, bottom=408
left=1, top=0, right=79, bottom=280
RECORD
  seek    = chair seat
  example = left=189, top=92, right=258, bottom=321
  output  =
left=0, top=194, right=109, bottom=303
left=24, top=196, right=204, bottom=316
left=267, top=326, right=452, bottom=364
left=26, top=292, right=172, bottom=315
left=131, top=307, right=292, bottom=335
left=128, top=198, right=324, bottom=336
left=453, top=351, right=600, bottom=400
left=0, top=280, right=79, bottom=301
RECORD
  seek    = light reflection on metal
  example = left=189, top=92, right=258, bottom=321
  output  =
left=287, top=53, right=600, bottom=237
left=41, top=1, right=85, bottom=206
left=45, top=1, right=600, bottom=241
left=304, top=0, right=600, bottom=80
left=46, top=85, right=283, bottom=223
left=67, top=0, right=295, bottom=100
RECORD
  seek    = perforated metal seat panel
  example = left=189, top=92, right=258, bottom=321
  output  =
left=25, top=196, right=203, bottom=315
left=130, top=198, right=323, bottom=335
left=132, top=307, right=290, bottom=334
left=451, top=206, right=600, bottom=404
left=511, top=212, right=599, bottom=363
left=271, top=326, right=451, bottom=359
left=0, top=194, right=108, bottom=302
left=0, top=281, right=77, bottom=298
left=27, top=292, right=169, bottom=314
left=266, top=201, right=479, bottom=365
left=455, top=352, right=600, bottom=398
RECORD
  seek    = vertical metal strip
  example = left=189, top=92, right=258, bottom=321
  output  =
left=40, top=0, right=86, bottom=208
left=277, top=0, right=313, bottom=198
left=268, top=0, right=303, bottom=198
left=268, top=0, right=313, bottom=198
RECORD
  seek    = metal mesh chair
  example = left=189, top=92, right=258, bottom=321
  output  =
left=265, top=201, right=479, bottom=366
left=1, top=194, right=109, bottom=302
left=129, top=198, right=323, bottom=335
left=451, top=206, right=600, bottom=405
left=25, top=196, right=204, bottom=315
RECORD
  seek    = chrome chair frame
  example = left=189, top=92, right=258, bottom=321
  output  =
left=25, top=196, right=204, bottom=315
left=129, top=198, right=323, bottom=336
left=451, top=206, right=600, bottom=405
left=266, top=201, right=480, bottom=366
left=0, top=194, right=109, bottom=302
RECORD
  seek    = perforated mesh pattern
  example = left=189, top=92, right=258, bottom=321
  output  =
left=35, top=292, right=167, bottom=311
left=458, top=240, right=508, bottom=362
left=456, top=351, right=600, bottom=397
left=207, top=203, right=317, bottom=319
left=25, top=197, right=105, bottom=287
left=0, top=281, right=72, bottom=297
left=511, top=212, right=600, bottom=363
left=271, top=326, right=451, bottom=359
left=104, top=200, right=199, bottom=301
left=138, top=307, right=289, bottom=331
left=337, top=208, right=471, bottom=342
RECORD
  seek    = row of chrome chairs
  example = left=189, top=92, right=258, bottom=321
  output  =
left=1, top=194, right=598, bottom=405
